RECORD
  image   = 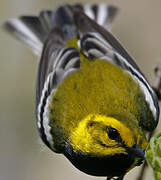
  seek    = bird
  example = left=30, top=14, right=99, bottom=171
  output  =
left=3, top=3, right=160, bottom=180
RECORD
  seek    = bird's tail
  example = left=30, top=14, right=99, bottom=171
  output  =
left=3, top=4, right=118, bottom=56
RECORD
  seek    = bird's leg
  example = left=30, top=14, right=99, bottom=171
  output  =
left=152, top=61, right=161, bottom=100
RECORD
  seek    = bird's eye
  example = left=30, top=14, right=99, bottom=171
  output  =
left=107, top=127, right=120, bottom=140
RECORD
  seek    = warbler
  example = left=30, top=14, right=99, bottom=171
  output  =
left=4, top=4, right=160, bottom=180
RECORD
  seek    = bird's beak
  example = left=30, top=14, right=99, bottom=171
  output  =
left=125, top=145, right=145, bottom=159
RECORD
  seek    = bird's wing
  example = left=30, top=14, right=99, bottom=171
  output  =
left=36, top=27, right=81, bottom=149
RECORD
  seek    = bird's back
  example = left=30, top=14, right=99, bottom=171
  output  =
left=48, top=57, right=153, bottom=140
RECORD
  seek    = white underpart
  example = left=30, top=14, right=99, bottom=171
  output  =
left=97, top=4, right=108, bottom=26
left=84, top=5, right=95, bottom=20
left=7, top=19, right=43, bottom=56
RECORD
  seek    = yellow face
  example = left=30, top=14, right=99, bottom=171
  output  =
left=70, top=114, right=148, bottom=157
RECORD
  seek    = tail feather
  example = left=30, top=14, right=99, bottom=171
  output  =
left=4, top=17, right=44, bottom=56
left=83, top=4, right=118, bottom=29
left=51, top=5, right=77, bottom=41
left=3, top=4, right=118, bottom=56
left=20, top=16, right=47, bottom=42
left=39, top=10, right=53, bottom=33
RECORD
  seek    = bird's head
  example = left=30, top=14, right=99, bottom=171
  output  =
left=64, top=114, right=148, bottom=177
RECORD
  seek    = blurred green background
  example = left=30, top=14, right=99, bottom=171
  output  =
left=1, top=0, right=161, bottom=180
